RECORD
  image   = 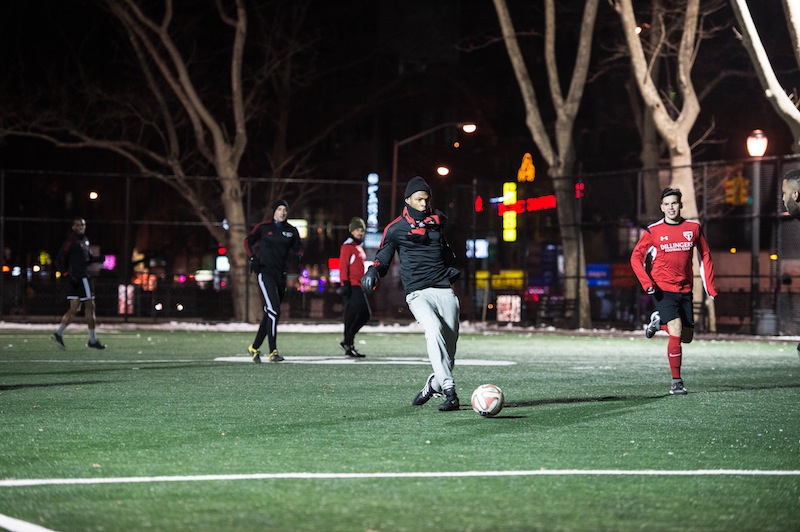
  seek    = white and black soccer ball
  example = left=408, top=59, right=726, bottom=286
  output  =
left=471, top=384, right=504, bottom=417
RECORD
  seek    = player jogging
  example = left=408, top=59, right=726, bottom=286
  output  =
left=630, top=188, right=718, bottom=395
left=244, top=199, right=303, bottom=363
left=52, top=217, right=106, bottom=349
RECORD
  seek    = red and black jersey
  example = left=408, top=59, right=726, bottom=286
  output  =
left=339, top=236, right=366, bottom=286
left=244, top=220, right=303, bottom=276
left=630, top=218, right=717, bottom=297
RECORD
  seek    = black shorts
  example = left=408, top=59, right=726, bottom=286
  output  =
left=66, top=276, right=94, bottom=302
left=653, top=290, right=693, bottom=328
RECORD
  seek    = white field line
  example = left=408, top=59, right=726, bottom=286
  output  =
left=0, top=513, right=57, bottom=532
left=0, top=357, right=516, bottom=366
left=2, top=469, right=800, bottom=488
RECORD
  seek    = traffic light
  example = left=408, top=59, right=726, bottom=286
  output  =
left=724, top=174, right=749, bottom=205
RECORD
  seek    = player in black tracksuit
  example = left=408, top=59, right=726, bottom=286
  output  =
left=362, top=176, right=462, bottom=411
left=244, top=199, right=303, bottom=363
left=52, top=217, right=106, bottom=349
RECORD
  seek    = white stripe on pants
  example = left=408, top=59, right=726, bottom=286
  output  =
left=406, top=287, right=460, bottom=391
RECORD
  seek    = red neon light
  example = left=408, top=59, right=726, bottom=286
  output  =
left=497, top=194, right=556, bottom=215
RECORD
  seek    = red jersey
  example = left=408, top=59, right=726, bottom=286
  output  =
left=339, top=237, right=366, bottom=286
left=630, top=218, right=717, bottom=297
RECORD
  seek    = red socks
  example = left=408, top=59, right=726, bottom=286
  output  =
left=667, top=335, right=682, bottom=379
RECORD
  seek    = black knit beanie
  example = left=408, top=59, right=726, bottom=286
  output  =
left=272, top=199, right=289, bottom=214
left=404, top=176, right=431, bottom=199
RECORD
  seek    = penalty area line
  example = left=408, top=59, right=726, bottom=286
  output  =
left=2, top=469, right=800, bottom=487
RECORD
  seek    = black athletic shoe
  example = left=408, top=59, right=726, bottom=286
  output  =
left=87, top=339, right=106, bottom=350
left=412, top=373, right=442, bottom=406
left=670, top=380, right=688, bottom=395
left=438, top=388, right=460, bottom=411
left=340, top=341, right=365, bottom=358
left=248, top=344, right=262, bottom=364
left=52, top=333, right=65, bottom=349
left=645, top=311, right=661, bottom=339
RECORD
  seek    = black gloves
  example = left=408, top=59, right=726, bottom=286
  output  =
left=361, top=266, right=379, bottom=293
left=646, top=285, right=663, bottom=299
left=337, top=281, right=352, bottom=298
left=249, top=256, right=259, bottom=273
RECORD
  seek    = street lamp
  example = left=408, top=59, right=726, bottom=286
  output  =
left=747, top=129, right=767, bottom=334
left=390, top=122, right=477, bottom=219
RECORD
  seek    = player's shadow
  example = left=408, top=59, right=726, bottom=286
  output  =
left=490, top=393, right=665, bottom=419
left=490, top=382, right=800, bottom=419
left=0, top=379, right=109, bottom=391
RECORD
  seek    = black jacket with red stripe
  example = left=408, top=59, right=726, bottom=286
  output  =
left=244, top=220, right=304, bottom=277
left=372, top=207, right=459, bottom=294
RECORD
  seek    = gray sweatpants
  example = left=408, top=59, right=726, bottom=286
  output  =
left=406, top=287, right=460, bottom=392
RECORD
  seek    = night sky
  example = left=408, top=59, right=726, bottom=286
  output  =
left=1, top=0, right=798, bottom=266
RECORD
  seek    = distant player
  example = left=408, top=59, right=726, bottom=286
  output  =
left=338, top=217, right=371, bottom=358
left=630, top=188, right=718, bottom=395
left=244, top=200, right=303, bottom=363
left=52, top=217, right=106, bottom=349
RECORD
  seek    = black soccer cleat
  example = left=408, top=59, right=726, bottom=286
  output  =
left=645, top=311, right=661, bottom=339
left=438, top=388, right=460, bottom=411
left=248, top=344, right=262, bottom=364
left=52, top=333, right=65, bottom=349
left=412, top=373, right=442, bottom=406
left=340, top=341, right=365, bottom=358
left=87, top=339, right=106, bottom=350
left=670, top=380, right=688, bottom=395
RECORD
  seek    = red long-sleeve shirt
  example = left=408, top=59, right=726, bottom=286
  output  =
left=630, top=218, right=717, bottom=298
left=339, top=237, right=366, bottom=286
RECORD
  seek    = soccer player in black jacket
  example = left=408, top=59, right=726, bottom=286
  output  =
left=362, top=176, right=462, bottom=411
left=52, top=217, right=106, bottom=349
left=244, top=200, right=304, bottom=363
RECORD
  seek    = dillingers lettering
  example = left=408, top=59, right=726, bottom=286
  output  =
left=660, top=240, right=693, bottom=252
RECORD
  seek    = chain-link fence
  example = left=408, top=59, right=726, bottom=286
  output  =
left=2, top=156, right=799, bottom=334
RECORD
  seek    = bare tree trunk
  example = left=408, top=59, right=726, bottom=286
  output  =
left=614, top=0, right=715, bottom=328
left=731, top=0, right=800, bottom=153
left=493, top=0, right=598, bottom=328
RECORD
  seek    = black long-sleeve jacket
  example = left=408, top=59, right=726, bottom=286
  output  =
left=244, top=220, right=304, bottom=276
left=372, top=207, right=459, bottom=294
left=55, top=230, right=92, bottom=278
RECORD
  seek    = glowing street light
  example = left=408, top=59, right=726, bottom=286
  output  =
left=746, top=129, right=768, bottom=158
left=390, top=122, right=477, bottom=219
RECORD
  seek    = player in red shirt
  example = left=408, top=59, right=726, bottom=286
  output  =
left=630, top=188, right=718, bottom=395
left=338, top=217, right=371, bottom=358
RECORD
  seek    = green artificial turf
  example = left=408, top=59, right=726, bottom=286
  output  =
left=0, top=328, right=798, bottom=531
